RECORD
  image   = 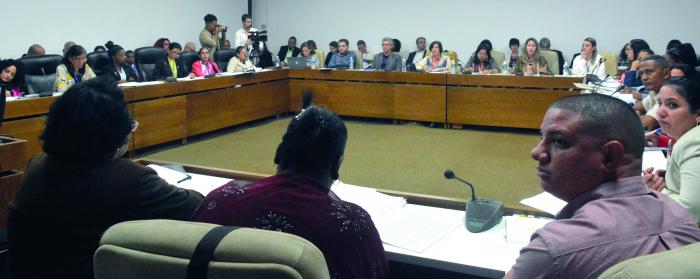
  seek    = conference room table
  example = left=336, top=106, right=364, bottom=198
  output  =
left=1, top=69, right=583, bottom=167
left=137, top=158, right=553, bottom=278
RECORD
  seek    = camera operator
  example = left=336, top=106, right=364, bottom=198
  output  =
left=234, top=14, right=258, bottom=51
left=199, top=14, right=227, bottom=57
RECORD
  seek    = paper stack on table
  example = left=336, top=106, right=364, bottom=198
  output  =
left=148, top=164, right=232, bottom=196
left=331, top=180, right=407, bottom=219
left=520, top=192, right=566, bottom=216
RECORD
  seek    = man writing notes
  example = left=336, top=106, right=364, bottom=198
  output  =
left=372, top=37, right=402, bottom=71
left=505, top=94, right=700, bottom=279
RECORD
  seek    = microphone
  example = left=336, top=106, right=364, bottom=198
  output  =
left=39, top=67, right=53, bottom=97
left=444, top=169, right=504, bottom=233
left=586, top=57, right=606, bottom=84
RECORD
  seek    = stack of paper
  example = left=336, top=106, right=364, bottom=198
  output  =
left=374, top=204, right=462, bottom=253
left=331, top=180, right=407, bottom=219
left=148, top=164, right=232, bottom=196
left=520, top=192, right=566, bottom=216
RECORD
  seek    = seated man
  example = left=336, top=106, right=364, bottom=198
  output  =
left=506, top=94, right=700, bottom=278
left=357, top=40, right=372, bottom=68
left=372, top=37, right=402, bottom=71
left=327, top=39, right=357, bottom=69
left=277, top=36, right=300, bottom=64
left=406, top=37, right=427, bottom=69
left=26, top=44, right=45, bottom=57
left=191, top=95, right=388, bottom=278
left=634, top=55, right=671, bottom=131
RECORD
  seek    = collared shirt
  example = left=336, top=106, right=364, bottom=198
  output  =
left=410, top=50, right=426, bottom=65
left=380, top=54, right=389, bottom=70
left=360, top=51, right=372, bottom=68
left=168, top=58, right=177, bottom=78
left=511, top=176, right=700, bottom=279
left=285, top=48, right=294, bottom=63
left=328, top=51, right=357, bottom=68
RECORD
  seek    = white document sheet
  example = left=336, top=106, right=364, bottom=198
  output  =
left=374, top=204, right=462, bottom=253
left=331, top=180, right=407, bottom=219
left=643, top=150, right=668, bottom=171
left=520, top=192, right=567, bottom=216
left=147, top=164, right=232, bottom=196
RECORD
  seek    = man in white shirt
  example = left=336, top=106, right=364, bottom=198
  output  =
left=406, top=37, right=427, bottom=69
left=234, top=14, right=257, bottom=51
left=357, top=40, right=372, bottom=69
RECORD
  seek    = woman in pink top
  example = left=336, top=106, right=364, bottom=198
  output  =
left=191, top=47, right=221, bottom=77
left=1, top=59, right=24, bottom=97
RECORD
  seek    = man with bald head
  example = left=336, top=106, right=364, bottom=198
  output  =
left=26, top=44, right=45, bottom=57
left=505, top=94, right=700, bottom=278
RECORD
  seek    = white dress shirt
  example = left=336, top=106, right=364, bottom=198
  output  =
left=572, top=53, right=606, bottom=79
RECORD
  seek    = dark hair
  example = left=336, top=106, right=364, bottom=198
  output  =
left=662, top=78, right=700, bottom=113
left=241, top=13, right=252, bottom=22
left=522, top=38, right=539, bottom=56
left=666, top=43, right=698, bottom=68
left=27, top=44, right=44, bottom=56
left=154, top=38, right=170, bottom=48
left=479, top=39, right=493, bottom=52
left=670, top=63, right=697, bottom=80
left=509, top=38, right=520, bottom=48
left=235, top=46, right=246, bottom=56
left=274, top=93, right=347, bottom=179
left=204, top=14, right=217, bottom=23
left=338, top=39, right=349, bottom=46
left=642, top=54, right=670, bottom=70
left=329, top=41, right=338, bottom=48
left=629, top=39, right=651, bottom=60
left=392, top=39, right=401, bottom=52
left=0, top=59, right=25, bottom=91
left=357, top=40, right=366, bottom=46
left=289, top=36, right=297, bottom=41
left=300, top=43, right=315, bottom=55
left=41, top=77, right=132, bottom=164
left=583, top=37, right=598, bottom=58
left=667, top=39, right=682, bottom=51
left=94, top=46, right=106, bottom=52
left=550, top=94, right=645, bottom=161
left=198, top=47, right=210, bottom=58
left=539, top=37, right=551, bottom=49
left=619, top=43, right=629, bottom=62
left=125, top=50, right=134, bottom=56
left=105, top=41, right=124, bottom=60
left=63, top=45, right=87, bottom=75
left=169, top=42, right=182, bottom=51
left=429, top=41, right=443, bottom=53
left=640, top=49, right=655, bottom=56
left=472, top=43, right=492, bottom=66
left=416, top=37, right=426, bottom=44
left=306, top=40, right=317, bottom=50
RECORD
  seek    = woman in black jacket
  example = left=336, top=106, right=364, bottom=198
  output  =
left=154, top=42, right=190, bottom=80
left=102, top=41, right=137, bottom=83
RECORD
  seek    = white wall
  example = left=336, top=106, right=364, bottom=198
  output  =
left=2, top=0, right=248, bottom=59
left=254, top=0, right=700, bottom=64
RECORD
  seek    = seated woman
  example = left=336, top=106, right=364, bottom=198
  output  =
left=299, top=42, right=319, bottom=68
left=191, top=95, right=389, bottom=279
left=7, top=77, right=204, bottom=278
left=416, top=41, right=452, bottom=72
left=191, top=47, right=221, bottom=77
left=644, top=78, right=700, bottom=223
left=571, top=37, right=606, bottom=79
left=154, top=38, right=170, bottom=55
left=55, top=45, right=96, bottom=93
left=256, top=41, right=274, bottom=68
left=464, top=43, right=499, bottom=74
left=508, top=38, right=520, bottom=68
left=513, top=38, right=550, bottom=76
left=154, top=42, right=190, bottom=80
left=102, top=41, right=137, bottom=83
left=227, top=46, right=255, bottom=72
left=1, top=59, right=25, bottom=97
left=621, top=39, right=652, bottom=87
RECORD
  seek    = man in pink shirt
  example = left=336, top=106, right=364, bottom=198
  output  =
left=506, top=94, right=700, bottom=279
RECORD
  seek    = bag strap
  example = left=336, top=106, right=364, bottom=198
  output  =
left=186, top=225, right=240, bottom=279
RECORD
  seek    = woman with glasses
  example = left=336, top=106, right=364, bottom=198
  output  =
left=191, top=47, right=221, bottom=77
left=54, top=44, right=96, bottom=92
left=154, top=42, right=190, bottom=80
left=7, top=77, right=204, bottom=278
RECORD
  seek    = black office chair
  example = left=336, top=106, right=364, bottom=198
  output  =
left=214, top=49, right=236, bottom=72
left=19, top=54, right=63, bottom=94
left=135, top=47, right=165, bottom=82
left=179, top=51, right=199, bottom=75
left=87, top=52, right=112, bottom=77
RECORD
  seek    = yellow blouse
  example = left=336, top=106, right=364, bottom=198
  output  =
left=54, top=64, right=96, bottom=93
left=416, top=55, right=452, bottom=72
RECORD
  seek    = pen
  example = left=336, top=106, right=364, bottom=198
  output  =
left=177, top=174, right=192, bottom=184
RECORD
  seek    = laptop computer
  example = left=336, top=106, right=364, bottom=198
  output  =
left=287, top=57, right=307, bottom=69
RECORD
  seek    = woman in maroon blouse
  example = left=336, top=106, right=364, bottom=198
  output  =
left=191, top=95, right=389, bottom=279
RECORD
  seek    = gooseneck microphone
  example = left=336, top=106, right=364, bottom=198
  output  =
left=444, top=169, right=504, bottom=233
left=444, top=169, right=476, bottom=201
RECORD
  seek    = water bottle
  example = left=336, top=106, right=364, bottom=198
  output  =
left=500, top=61, right=510, bottom=75
left=562, top=61, right=571, bottom=76
left=349, top=56, right=355, bottom=70
left=450, top=60, right=457, bottom=74
left=310, top=55, right=317, bottom=69
left=273, top=56, right=280, bottom=68
left=402, top=59, right=407, bottom=72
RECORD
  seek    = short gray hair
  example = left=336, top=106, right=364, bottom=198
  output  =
left=539, top=37, right=551, bottom=49
left=382, top=37, right=394, bottom=45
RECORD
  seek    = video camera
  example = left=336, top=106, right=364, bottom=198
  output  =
left=247, top=30, right=268, bottom=43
